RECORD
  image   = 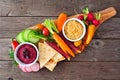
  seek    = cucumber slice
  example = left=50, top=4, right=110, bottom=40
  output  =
left=16, top=30, right=27, bottom=43
left=28, top=31, right=40, bottom=43
left=23, top=29, right=32, bottom=41
left=28, top=36, right=40, bottom=43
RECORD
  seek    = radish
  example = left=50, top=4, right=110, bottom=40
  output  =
left=78, top=15, right=84, bottom=20
left=92, top=19, right=100, bottom=26
left=82, top=8, right=94, bottom=21
left=18, top=64, right=22, bottom=69
left=25, top=66, right=33, bottom=72
left=18, top=63, right=40, bottom=72
left=87, top=13, right=94, bottom=21
left=18, top=65, right=26, bottom=72
left=46, top=41, right=70, bottom=60
left=82, top=7, right=101, bottom=26
left=20, top=66, right=27, bottom=72
left=30, top=62, right=40, bottom=72
left=85, top=20, right=89, bottom=25
left=92, top=13, right=101, bottom=26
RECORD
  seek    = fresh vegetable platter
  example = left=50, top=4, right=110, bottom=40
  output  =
left=9, top=7, right=116, bottom=72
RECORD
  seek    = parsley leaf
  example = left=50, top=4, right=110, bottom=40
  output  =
left=9, top=48, right=18, bottom=66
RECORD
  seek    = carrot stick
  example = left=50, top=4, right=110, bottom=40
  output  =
left=43, top=19, right=75, bottom=57
left=35, top=24, right=44, bottom=30
left=53, top=32, right=75, bottom=57
left=59, top=32, right=81, bottom=53
left=85, top=24, right=96, bottom=45
left=81, top=44, right=85, bottom=51
left=74, top=40, right=82, bottom=47
left=57, top=13, right=67, bottom=32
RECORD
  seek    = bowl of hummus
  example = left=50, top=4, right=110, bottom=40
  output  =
left=62, top=18, right=86, bottom=42
left=14, top=42, right=39, bottom=66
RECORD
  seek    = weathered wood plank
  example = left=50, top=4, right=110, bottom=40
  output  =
left=0, top=39, right=120, bottom=62
left=0, top=0, right=120, bottom=17
left=0, top=39, right=11, bottom=60
left=0, top=61, right=120, bottom=80
left=0, top=17, right=120, bottom=38
left=95, top=18, right=120, bottom=39
left=0, top=17, right=55, bottom=31
left=0, top=17, right=55, bottom=38
left=0, top=0, right=120, bottom=80
left=73, top=39, right=120, bottom=62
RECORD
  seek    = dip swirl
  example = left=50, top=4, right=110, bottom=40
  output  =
left=17, top=44, right=37, bottom=64
left=64, top=20, right=83, bottom=40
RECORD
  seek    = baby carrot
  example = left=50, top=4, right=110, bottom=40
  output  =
left=53, top=32, right=75, bottom=57
left=74, top=40, right=82, bottom=47
left=57, top=13, right=67, bottom=32
left=85, top=24, right=96, bottom=45
left=35, top=24, right=44, bottom=30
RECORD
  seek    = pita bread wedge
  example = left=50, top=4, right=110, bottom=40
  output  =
left=45, top=53, right=65, bottom=71
left=38, top=42, right=57, bottom=68
left=45, top=59, right=57, bottom=71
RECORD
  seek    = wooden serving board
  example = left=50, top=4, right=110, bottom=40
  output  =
left=29, top=7, right=117, bottom=71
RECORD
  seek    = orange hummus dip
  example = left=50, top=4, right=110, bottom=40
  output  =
left=64, top=20, right=83, bottom=40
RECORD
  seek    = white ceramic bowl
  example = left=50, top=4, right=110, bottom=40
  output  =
left=14, top=42, right=39, bottom=67
left=62, top=18, right=86, bottom=42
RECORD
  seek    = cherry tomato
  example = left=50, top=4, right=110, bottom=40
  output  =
left=11, top=39, right=19, bottom=51
left=42, top=28, right=49, bottom=36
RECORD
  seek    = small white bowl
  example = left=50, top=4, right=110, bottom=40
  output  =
left=62, top=18, right=86, bottom=42
left=14, top=42, right=39, bottom=67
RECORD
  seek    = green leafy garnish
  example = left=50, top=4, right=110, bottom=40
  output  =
left=9, top=48, right=14, bottom=59
left=13, top=60, right=18, bottom=66
left=83, top=14, right=87, bottom=21
left=30, top=30, right=47, bottom=40
left=9, top=48, right=18, bottom=66
left=82, top=7, right=89, bottom=14
left=95, top=13, right=101, bottom=20
left=43, top=19, right=59, bottom=34
left=33, top=29, right=54, bottom=41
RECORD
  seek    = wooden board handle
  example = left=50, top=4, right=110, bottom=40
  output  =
left=95, top=7, right=117, bottom=30
left=99, top=7, right=117, bottom=24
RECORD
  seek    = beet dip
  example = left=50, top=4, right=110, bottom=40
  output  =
left=17, top=44, right=37, bottom=64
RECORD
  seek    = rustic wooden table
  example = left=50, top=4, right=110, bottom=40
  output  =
left=0, top=0, right=120, bottom=80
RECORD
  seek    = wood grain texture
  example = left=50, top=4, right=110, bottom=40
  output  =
left=1, top=39, right=120, bottom=62
left=0, top=0, right=120, bottom=17
left=0, top=17, right=120, bottom=38
left=0, top=61, right=120, bottom=80
left=0, top=0, right=120, bottom=80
